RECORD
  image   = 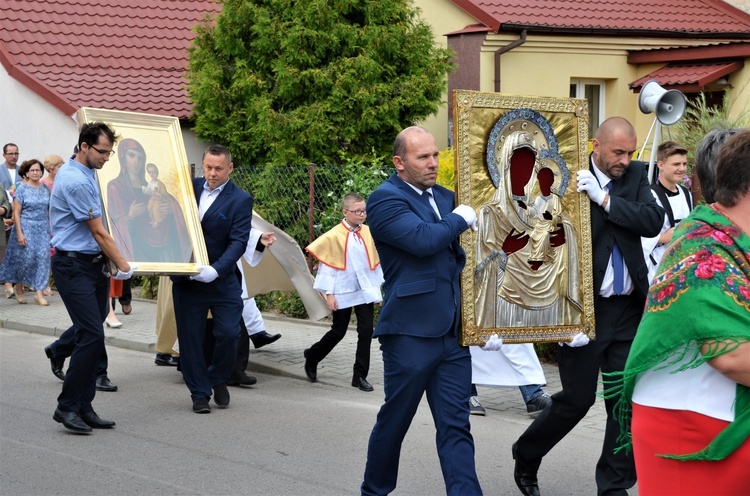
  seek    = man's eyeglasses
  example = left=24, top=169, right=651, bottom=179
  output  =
left=345, top=209, right=366, bottom=216
left=88, top=144, right=115, bottom=157
left=4, top=152, right=19, bottom=156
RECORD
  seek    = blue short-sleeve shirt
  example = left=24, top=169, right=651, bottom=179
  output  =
left=50, top=159, right=103, bottom=254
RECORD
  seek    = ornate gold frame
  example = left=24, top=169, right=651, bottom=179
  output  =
left=75, top=107, right=207, bottom=275
left=453, top=90, right=595, bottom=344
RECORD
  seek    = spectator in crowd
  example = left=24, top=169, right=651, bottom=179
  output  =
left=1, top=143, right=21, bottom=191
left=0, top=187, right=12, bottom=271
left=304, top=193, right=383, bottom=392
left=608, top=129, right=750, bottom=495
left=40, top=154, right=64, bottom=297
left=105, top=277, right=124, bottom=328
left=0, top=159, right=52, bottom=305
left=41, top=154, right=63, bottom=190
left=1, top=143, right=21, bottom=298
left=694, top=127, right=739, bottom=204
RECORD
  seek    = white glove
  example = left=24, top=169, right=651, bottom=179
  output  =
left=113, top=264, right=137, bottom=280
left=560, top=332, right=590, bottom=348
left=481, top=334, right=503, bottom=351
left=452, top=204, right=478, bottom=231
left=189, top=265, right=219, bottom=283
left=576, top=170, right=607, bottom=206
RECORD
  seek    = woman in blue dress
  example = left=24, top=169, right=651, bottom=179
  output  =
left=0, top=159, right=51, bottom=305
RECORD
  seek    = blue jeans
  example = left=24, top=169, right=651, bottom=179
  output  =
left=470, top=383, right=543, bottom=404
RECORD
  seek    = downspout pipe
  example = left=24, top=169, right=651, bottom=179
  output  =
left=494, top=29, right=527, bottom=92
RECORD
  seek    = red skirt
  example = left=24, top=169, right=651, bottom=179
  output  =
left=109, top=278, right=123, bottom=298
left=632, top=403, right=750, bottom=495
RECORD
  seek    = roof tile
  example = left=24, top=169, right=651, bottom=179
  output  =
left=0, top=0, right=220, bottom=119
left=452, top=0, right=750, bottom=35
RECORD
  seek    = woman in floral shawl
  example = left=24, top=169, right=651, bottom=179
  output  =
left=606, top=130, right=750, bottom=495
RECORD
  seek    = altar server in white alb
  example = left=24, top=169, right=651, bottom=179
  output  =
left=303, top=193, right=384, bottom=392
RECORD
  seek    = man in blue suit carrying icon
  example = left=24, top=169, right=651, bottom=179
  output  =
left=171, top=145, right=253, bottom=414
left=361, top=126, right=482, bottom=496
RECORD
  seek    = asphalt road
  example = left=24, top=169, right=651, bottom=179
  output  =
left=1, top=329, right=624, bottom=495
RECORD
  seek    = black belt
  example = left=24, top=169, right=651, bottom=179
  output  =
left=55, top=249, right=104, bottom=263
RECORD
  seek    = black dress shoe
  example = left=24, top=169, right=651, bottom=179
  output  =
left=53, top=409, right=92, bottom=433
left=250, top=331, right=282, bottom=349
left=213, top=383, right=230, bottom=408
left=44, top=345, right=66, bottom=381
left=303, top=349, right=317, bottom=382
left=512, top=442, right=540, bottom=496
left=227, top=371, right=257, bottom=387
left=352, top=376, right=374, bottom=392
left=193, top=398, right=211, bottom=413
left=80, top=411, right=115, bottom=429
left=95, top=375, right=118, bottom=392
left=154, top=353, right=179, bottom=367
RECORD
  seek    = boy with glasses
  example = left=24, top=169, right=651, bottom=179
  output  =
left=304, top=192, right=383, bottom=391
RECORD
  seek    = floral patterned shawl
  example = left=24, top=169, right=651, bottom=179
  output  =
left=605, top=204, right=750, bottom=461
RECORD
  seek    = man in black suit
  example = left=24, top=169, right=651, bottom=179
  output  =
left=171, top=145, right=253, bottom=414
left=512, top=117, right=664, bottom=496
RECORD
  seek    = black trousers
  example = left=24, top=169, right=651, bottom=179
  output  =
left=203, top=318, right=249, bottom=376
left=306, top=302, right=374, bottom=378
left=51, top=254, right=109, bottom=413
left=50, top=325, right=108, bottom=378
left=515, top=294, right=641, bottom=496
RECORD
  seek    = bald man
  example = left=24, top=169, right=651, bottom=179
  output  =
left=512, top=117, right=664, bottom=496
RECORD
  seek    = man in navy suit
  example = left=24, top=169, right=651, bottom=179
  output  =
left=512, top=117, right=664, bottom=496
left=171, top=145, right=253, bottom=414
left=361, top=126, right=482, bottom=496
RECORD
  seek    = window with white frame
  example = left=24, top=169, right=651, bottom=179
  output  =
left=570, top=80, right=604, bottom=139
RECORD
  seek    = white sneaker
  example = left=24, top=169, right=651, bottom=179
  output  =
left=469, top=396, right=486, bottom=416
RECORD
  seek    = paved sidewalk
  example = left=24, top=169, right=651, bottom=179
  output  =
left=0, top=288, right=607, bottom=429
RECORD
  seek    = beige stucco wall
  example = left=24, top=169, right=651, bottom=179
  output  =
left=476, top=34, right=747, bottom=148
left=412, top=0, right=476, bottom=149
left=727, top=60, right=750, bottom=120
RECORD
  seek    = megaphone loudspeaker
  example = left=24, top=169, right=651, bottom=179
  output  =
left=638, top=80, right=686, bottom=126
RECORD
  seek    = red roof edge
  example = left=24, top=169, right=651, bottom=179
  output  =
left=629, top=43, right=750, bottom=64
left=630, top=61, right=744, bottom=92
left=0, top=43, right=77, bottom=118
left=450, top=0, right=501, bottom=33
left=445, top=23, right=491, bottom=36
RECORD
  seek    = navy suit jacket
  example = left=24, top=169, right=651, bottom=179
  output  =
left=367, top=172, right=469, bottom=338
left=589, top=158, right=663, bottom=300
left=172, top=177, right=253, bottom=293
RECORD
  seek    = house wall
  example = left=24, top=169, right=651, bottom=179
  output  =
left=1, top=67, right=207, bottom=178
left=473, top=34, right=748, bottom=148
left=728, top=59, right=750, bottom=120
left=0, top=69, right=78, bottom=164
left=412, top=0, right=476, bottom=149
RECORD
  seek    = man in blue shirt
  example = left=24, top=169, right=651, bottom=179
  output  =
left=49, top=122, right=135, bottom=434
